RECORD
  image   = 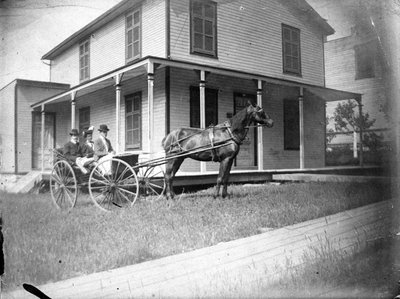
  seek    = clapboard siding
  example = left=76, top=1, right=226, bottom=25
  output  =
left=0, top=82, right=16, bottom=173
left=56, top=71, right=166, bottom=155
left=324, top=37, right=387, bottom=130
left=169, top=0, right=325, bottom=86
left=168, top=69, right=325, bottom=172
left=17, top=85, right=69, bottom=172
left=51, top=0, right=166, bottom=86
left=46, top=101, right=71, bottom=150
left=142, top=0, right=166, bottom=59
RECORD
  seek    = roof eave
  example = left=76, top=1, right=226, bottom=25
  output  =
left=41, top=0, right=138, bottom=60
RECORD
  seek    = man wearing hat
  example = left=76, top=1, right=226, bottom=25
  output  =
left=82, top=126, right=95, bottom=155
left=93, top=124, right=115, bottom=174
left=63, top=128, right=94, bottom=174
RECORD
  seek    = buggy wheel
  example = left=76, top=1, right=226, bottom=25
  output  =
left=137, top=164, right=165, bottom=201
left=50, top=160, right=78, bottom=210
left=89, top=158, right=139, bottom=211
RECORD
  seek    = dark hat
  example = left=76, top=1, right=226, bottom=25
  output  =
left=98, top=124, right=110, bottom=132
left=69, top=128, right=79, bottom=136
left=83, top=126, right=94, bottom=137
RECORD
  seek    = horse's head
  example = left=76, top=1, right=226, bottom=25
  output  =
left=248, top=103, right=274, bottom=128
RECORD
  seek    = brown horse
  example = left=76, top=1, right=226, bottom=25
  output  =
left=161, top=102, right=274, bottom=200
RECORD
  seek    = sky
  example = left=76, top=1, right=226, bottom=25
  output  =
left=0, top=0, right=121, bottom=88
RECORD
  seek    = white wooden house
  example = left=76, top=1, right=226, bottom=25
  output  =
left=29, top=0, right=361, bottom=176
left=0, top=79, right=69, bottom=173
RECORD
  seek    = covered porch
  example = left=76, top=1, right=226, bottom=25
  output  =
left=31, top=56, right=362, bottom=174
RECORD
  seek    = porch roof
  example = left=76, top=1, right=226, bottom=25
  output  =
left=31, top=56, right=361, bottom=109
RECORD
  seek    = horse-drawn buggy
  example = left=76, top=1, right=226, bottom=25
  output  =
left=49, top=103, right=273, bottom=211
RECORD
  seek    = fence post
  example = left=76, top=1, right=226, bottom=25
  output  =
left=356, top=97, right=364, bottom=166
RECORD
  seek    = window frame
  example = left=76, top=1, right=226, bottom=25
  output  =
left=125, top=7, right=142, bottom=63
left=79, top=38, right=90, bottom=82
left=282, top=24, right=302, bottom=76
left=190, top=86, right=218, bottom=128
left=190, top=0, right=218, bottom=58
left=354, top=43, right=375, bottom=80
left=283, top=99, right=300, bottom=150
left=125, top=92, right=142, bottom=150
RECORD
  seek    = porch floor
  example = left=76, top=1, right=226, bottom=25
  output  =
left=40, top=165, right=384, bottom=188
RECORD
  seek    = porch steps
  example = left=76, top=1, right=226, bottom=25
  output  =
left=273, top=173, right=391, bottom=183
left=4, top=200, right=390, bottom=298
left=6, top=171, right=42, bottom=194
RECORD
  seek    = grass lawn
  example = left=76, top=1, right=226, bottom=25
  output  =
left=0, top=180, right=391, bottom=291
left=265, top=235, right=400, bottom=298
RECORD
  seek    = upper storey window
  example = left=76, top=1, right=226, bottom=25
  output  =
left=282, top=24, right=301, bottom=76
left=190, top=0, right=217, bottom=57
left=126, top=8, right=141, bottom=62
left=79, top=39, right=90, bottom=82
left=354, top=43, right=375, bottom=79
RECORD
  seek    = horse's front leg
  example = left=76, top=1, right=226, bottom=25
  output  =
left=221, top=158, right=234, bottom=198
left=214, top=158, right=233, bottom=198
left=164, top=158, right=184, bottom=200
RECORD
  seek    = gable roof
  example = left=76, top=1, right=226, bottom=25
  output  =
left=42, top=0, right=139, bottom=60
left=42, top=0, right=334, bottom=61
left=280, top=0, right=335, bottom=36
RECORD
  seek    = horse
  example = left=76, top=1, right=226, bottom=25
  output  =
left=161, top=102, right=274, bottom=200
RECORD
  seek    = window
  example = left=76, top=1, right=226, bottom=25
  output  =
left=190, top=0, right=217, bottom=57
left=125, top=92, right=141, bottom=149
left=283, top=99, right=299, bottom=150
left=79, top=107, right=90, bottom=142
left=79, top=39, right=90, bottom=81
left=126, top=8, right=141, bottom=62
left=282, top=24, right=301, bottom=75
left=354, top=43, right=375, bottom=79
left=190, top=86, right=218, bottom=128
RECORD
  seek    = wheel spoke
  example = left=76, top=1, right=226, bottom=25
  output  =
left=116, top=189, right=131, bottom=203
left=64, top=187, right=76, bottom=205
left=93, top=168, right=111, bottom=184
left=90, top=177, right=110, bottom=185
left=118, top=186, right=138, bottom=198
left=119, top=173, right=137, bottom=185
left=54, top=187, right=63, bottom=207
left=147, top=182, right=164, bottom=194
left=116, top=164, right=131, bottom=183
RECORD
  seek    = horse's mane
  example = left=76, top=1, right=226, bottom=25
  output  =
left=229, top=106, right=250, bottom=133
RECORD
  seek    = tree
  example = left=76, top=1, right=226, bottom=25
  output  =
left=333, top=100, right=375, bottom=133
left=333, top=99, right=384, bottom=154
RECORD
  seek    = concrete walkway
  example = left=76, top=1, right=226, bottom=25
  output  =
left=4, top=200, right=390, bottom=298
left=273, top=173, right=391, bottom=183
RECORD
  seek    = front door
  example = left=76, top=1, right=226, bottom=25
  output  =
left=234, top=93, right=257, bottom=169
left=79, top=107, right=90, bottom=143
left=32, top=112, right=55, bottom=170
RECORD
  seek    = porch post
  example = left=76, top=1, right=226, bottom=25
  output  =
left=356, top=97, right=364, bottom=166
left=199, top=70, right=206, bottom=173
left=41, top=105, right=45, bottom=172
left=71, top=92, right=76, bottom=129
left=148, top=62, right=154, bottom=149
left=115, top=73, right=123, bottom=154
left=257, top=80, right=264, bottom=171
left=299, top=87, right=305, bottom=169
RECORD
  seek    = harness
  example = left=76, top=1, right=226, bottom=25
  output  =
left=223, top=121, right=243, bottom=145
left=165, top=121, right=242, bottom=161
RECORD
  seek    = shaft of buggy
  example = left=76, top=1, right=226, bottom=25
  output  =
left=132, top=140, right=235, bottom=170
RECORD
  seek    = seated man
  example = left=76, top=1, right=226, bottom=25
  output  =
left=82, top=126, right=95, bottom=157
left=63, top=128, right=94, bottom=174
left=93, top=124, right=116, bottom=175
